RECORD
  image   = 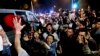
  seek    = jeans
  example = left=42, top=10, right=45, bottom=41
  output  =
left=2, top=45, right=11, bottom=56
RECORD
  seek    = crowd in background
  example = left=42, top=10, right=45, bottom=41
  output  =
left=0, top=6, right=100, bottom=56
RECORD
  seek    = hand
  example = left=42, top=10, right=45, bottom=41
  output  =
left=13, top=17, right=25, bottom=33
left=57, top=50, right=62, bottom=54
left=77, top=36, right=83, bottom=44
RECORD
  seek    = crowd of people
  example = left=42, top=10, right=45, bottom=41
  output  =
left=0, top=7, right=100, bottom=56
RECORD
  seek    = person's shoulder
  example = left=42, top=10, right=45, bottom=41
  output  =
left=43, top=32, right=48, bottom=36
left=51, top=42, right=57, bottom=46
left=53, top=32, right=57, bottom=35
left=18, top=48, right=29, bottom=56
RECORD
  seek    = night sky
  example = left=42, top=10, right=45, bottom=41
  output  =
left=88, top=0, right=100, bottom=10
left=0, top=0, right=99, bottom=11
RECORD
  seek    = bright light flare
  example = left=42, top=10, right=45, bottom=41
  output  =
left=50, top=10, right=53, bottom=14
left=72, top=3, right=78, bottom=9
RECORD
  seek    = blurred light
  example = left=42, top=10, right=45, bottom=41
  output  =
left=58, top=8, right=62, bottom=12
left=72, top=3, right=78, bottom=9
left=53, top=5, right=56, bottom=8
left=72, top=8, right=76, bottom=12
left=33, top=0, right=37, bottom=3
left=40, top=18, right=44, bottom=24
left=24, top=4, right=29, bottom=9
left=81, top=8, right=84, bottom=11
left=40, top=13, right=43, bottom=16
left=48, top=14, right=51, bottom=17
left=50, top=10, right=53, bottom=14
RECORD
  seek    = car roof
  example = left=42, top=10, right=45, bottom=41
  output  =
left=0, top=9, right=31, bottom=13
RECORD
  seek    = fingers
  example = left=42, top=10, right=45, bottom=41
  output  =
left=15, top=17, right=17, bottom=21
left=19, top=18, right=21, bottom=24
left=13, top=17, right=17, bottom=25
left=22, top=25, right=26, bottom=29
left=13, top=17, right=21, bottom=24
left=14, top=17, right=18, bottom=23
left=12, top=16, right=25, bottom=32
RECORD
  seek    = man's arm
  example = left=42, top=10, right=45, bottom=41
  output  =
left=13, top=17, right=25, bottom=53
left=14, top=32, right=22, bottom=52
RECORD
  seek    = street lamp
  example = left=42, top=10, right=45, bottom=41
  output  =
left=72, top=3, right=78, bottom=9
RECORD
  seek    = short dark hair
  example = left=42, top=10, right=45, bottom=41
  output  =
left=79, top=21, right=86, bottom=26
left=46, top=34, right=55, bottom=42
left=46, top=23, right=52, bottom=28
left=78, top=29, right=87, bottom=35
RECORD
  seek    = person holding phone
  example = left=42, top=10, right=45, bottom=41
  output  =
left=76, top=29, right=100, bottom=56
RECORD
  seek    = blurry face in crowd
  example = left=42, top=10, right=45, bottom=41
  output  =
left=76, top=20, right=80, bottom=25
left=77, top=32, right=87, bottom=44
left=79, top=23, right=85, bottom=29
left=46, top=35, right=54, bottom=45
left=67, top=29, right=74, bottom=37
left=96, top=22, right=100, bottom=29
left=78, top=10, right=81, bottom=15
left=23, top=35, right=29, bottom=41
left=0, top=29, right=5, bottom=35
left=34, top=32, right=39, bottom=39
left=0, top=25, right=5, bottom=36
left=80, top=9, right=84, bottom=14
left=92, top=10, right=95, bottom=14
left=77, top=31, right=86, bottom=44
left=47, top=25, right=52, bottom=33
left=78, top=32, right=85, bottom=38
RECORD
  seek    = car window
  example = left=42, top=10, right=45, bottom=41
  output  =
left=15, top=11, right=28, bottom=21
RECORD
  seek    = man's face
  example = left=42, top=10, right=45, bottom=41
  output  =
left=77, top=31, right=87, bottom=44
left=78, top=32, right=85, bottom=41
left=79, top=23, right=85, bottom=29
left=67, top=29, right=73, bottom=37
left=78, top=32, right=86, bottom=39
left=96, top=22, right=100, bottom=29
left=47, top=25, right=52, bottom=32
left=46, top=36, right=53, bottom=44
left=34, top=32, right=39, bottom=39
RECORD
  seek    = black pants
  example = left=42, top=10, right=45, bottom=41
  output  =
left=0, top=51, right=2, bottom=56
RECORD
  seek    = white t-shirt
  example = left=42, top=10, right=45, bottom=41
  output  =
left=69, top=13, right=76, bottom=21
left=0, top=36, right=3, bottom=51
left=18, top=49, right=29, bottom=56
left=43, top=32, right=59, bottom=42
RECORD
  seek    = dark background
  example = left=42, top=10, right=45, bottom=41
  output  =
left=88, top=0, right=100, bottom=10
left=0, top=0, right=99, bottom=10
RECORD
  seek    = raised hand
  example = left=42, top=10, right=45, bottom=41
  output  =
left=13, top=17, right=25, bottom=34
left=14, top=17, right=26, bottom=52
